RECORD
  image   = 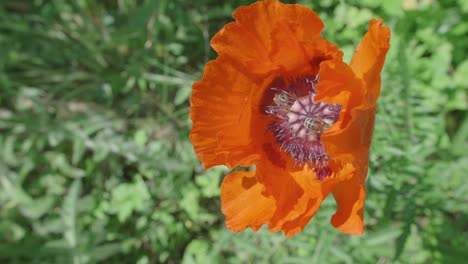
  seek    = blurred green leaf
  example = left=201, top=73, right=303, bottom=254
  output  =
left=110, top=175, right=150, bottom=222
left=62, top=179, right=81, bottom=248
left=174, top=86, right=192, bottom=106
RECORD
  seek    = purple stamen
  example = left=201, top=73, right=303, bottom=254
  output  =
left=266, top=75, right=342, bottom=181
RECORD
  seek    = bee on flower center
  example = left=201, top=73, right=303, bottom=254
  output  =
left=273, top=93, right=291, bottom=107
left=303, top=117, right=326, bottom=134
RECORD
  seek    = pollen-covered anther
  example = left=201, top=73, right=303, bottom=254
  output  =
left=266, top=77, right=342, bottom=180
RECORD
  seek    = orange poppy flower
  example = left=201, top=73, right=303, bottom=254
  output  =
left=190, top=0, right=390, bottom=237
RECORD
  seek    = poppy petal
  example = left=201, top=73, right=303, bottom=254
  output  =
left=211, top=0, right=325, bottom=74
left=210, top=21, right=273, bottom=75
left=272, top=169, right=335, bottom=237
left=221, top=170, right=276, bottom=232
left=315, top=59, right=366, bottom=129
left=330, top=171, right=366, bottom=234
left=302, top=39, right=344, bottom=73
left=232, top=0, right=324, bottom=49
left=269, top=21, right=310, bottom=73
left=350, top=19, right=391, bottom=103
left=322, top=104, right=376, bottom=168
left=190, top=57, right=260, bottom=168
left=314, top=59, right=375, bottom=169
left=255, top=144, right=334, bottom=237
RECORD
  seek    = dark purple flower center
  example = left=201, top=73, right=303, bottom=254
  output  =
left=266, top=75, right=342, bottom=180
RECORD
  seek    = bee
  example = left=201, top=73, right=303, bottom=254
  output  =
left=273, top=93, right=290, bottom=107
left=303, top=117, right=327, bottom=134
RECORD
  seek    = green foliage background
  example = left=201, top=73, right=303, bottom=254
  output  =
left=0, top=0, right=467, bottom=263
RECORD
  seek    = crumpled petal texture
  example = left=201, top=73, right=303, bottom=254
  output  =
left=211, top=0, right=342, bottom=75
left=190, top=0, right=390, bottom=237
